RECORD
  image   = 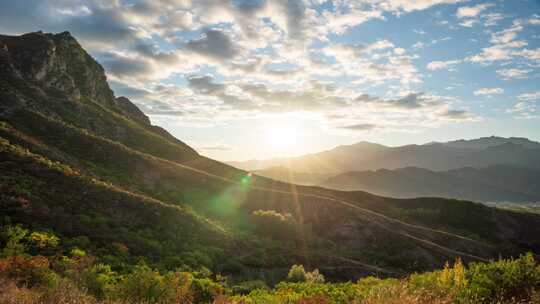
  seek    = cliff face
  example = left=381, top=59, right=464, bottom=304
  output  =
left=1, top=31, right=114, bottom=106
left=0, top=31, right=198, bottom=159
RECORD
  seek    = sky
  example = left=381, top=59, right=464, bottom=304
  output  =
left=1, top=0, right=539, bottom=161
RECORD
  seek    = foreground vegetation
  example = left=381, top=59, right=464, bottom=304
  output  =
left=1, top=223, right=539, bottom=304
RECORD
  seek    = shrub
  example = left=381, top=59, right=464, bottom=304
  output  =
left=0, top=255, right=53, bottom=287
left=28, top=231, right=59, bottom=249
left=288, top=265, right=325, bottom=284
left=288, top=264, right=307, bottom=282
left=116, top=263, right=169, bottom=303
left=306, top=269, right=325, bottom=284
left=1, top=225, right=28, bottom=256
left=82, top=263, right=118, bottom=299
left=190, top=275, right=225, bottom=303
left=458, top=253, right=540, bottom=303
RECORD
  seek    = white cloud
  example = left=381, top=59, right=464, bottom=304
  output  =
left=483, top=13, right=505, bottom=27
left=529, top=14, right=540, bottom=25
left=508, top=91, right=540, bottom=119
left=456, top=3, right=493, bottom=19
left=517, top=91, right=540, bottom=101
left=496, top=68, right=531, bottom=80
left=427, top=59, right=461, bottom=71
left=473, top=88, right=504, bottom=96
left=322, top=40, right=422, bottom=85
left=322, top=9, right=384, bottom=35
left=412, top=42, right=425, bottom=49
left=467, top=20, right=529, bottom=64
left=368, top=0, right=467, bottom=14
left=456, top=3, right=495, bottom=27
left=513, top=48, right=540, bottom=63
left=459, top=19, right=477, bottom=27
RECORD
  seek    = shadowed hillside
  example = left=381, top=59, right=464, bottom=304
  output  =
left=318, top=165, right=540, bottom=203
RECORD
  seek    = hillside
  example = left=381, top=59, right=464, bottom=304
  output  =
left=1, top=31, right=540, bottom=287
left=318, top=165, right=540, bottom=203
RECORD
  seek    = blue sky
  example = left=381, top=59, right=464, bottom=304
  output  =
left=1, top=0, right=539, bottom=161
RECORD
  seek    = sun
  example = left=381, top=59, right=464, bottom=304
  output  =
left=263, top=124, right=299, bottom=151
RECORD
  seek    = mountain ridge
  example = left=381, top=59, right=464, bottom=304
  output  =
left=230, top=137, right=540, bottom=173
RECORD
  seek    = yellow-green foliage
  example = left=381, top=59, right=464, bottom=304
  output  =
left=231, top=254, right=540, bottom=304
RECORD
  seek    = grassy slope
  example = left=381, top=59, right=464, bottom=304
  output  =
left=0, top=138, right=229, bottom=268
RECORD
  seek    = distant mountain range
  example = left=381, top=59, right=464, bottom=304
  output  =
left=237, top=138, right=540, bottom=203
left=230, top=137, right=540, bottom=173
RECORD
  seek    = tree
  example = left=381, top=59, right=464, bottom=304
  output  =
left=306, top=269, right=325, bottom=284
left=287, top=265, right=325, bottom=283
left=287, top=264, right=307, bottom=282
left=1, top=225, right=28, bottom=256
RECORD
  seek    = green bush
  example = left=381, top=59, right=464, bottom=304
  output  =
left=82, top=263, right=118, bottom=299
left=1, top=225, right=28, bottom=256
left=459, top=253, right=540, bottom=303
left=116, top=263, right=170, bottom=303
left=287, top=264, right=325, bottom=284
left=287, top=264, right=307, bottom=282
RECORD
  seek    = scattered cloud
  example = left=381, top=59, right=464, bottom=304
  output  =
left=438, top=109, right=474, bottom=120
left=508, top=91, right=540, bottom=119
left=473, top=88, right=504, bottom=96
left=467, top=19, right=540, bottom=66
left=427, top=59, right=461, bottom=71
left=355, top=92, right=443, bottom=110
left=517, top=91, right=540, bottom=101
left=496, top=68, right=531, bottom=80
left=369, top=0, right=467, bottom=14
left=184, top=29, right=240, bottom=60
left=457, top=3, right=493, bottom=19
left=337, top=123, right=378, bottom=131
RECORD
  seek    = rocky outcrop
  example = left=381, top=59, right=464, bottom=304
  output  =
left=0, top=31, right=199, bottom=159
left=0, top=31, right=115, bottom=106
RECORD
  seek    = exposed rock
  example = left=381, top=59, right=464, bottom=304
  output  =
left=0, top=31, right=199, bottom=159
left=0, top=31, right=116, bottom=104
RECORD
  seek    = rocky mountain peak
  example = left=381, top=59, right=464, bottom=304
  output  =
left=0, top=31, right=115, bottom=107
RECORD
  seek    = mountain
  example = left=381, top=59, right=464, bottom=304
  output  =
left=229, top=138, right=540, bottom=174
left=440, top=136, right=540, bottom=150
left=2, top=31, right=540, bottom=283
left=318, top=165, right=540, bottom=203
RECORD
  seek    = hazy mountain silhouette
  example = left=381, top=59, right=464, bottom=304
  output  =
left=318, top=165, right=540, bottom=203
left=230, top=138, right=540, bottom=174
